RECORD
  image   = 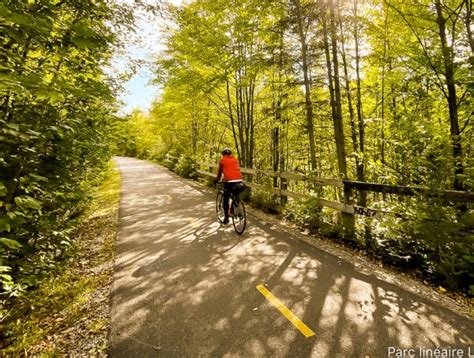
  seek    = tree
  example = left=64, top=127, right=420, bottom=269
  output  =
left=384, top=0, right=471, bottom=192
left=0, top=0, right=134, bottom=295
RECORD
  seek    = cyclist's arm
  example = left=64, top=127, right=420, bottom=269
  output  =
left=215, top=162, right=223, bottom=182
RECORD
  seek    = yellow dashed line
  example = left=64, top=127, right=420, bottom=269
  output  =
left=256, top=284, right=315, bottom=338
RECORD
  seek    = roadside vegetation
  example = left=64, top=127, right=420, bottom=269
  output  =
left=115, top=0, right=473, bottom=296
left=0, top=0, right=139, bottom=353
left=1, top=160, right=120, bottom=355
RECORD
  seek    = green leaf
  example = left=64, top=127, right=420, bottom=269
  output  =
left=71, top=36, right=100, bottom=49
left=0, top=266, right=12, bottom=273
left=10, top=13, right=33, bottom=27
left=0, top=182, right=6, bottom=196
left=0, top=238, right=22, bottom=249
left=29, top=174, right=48, bottom=182
left=36, top=90, right=65, bottom=103
left=0, top=217, right=11, bottom=232
left=72, top=22, right=100, bottom=38
left=5, top=123, right=20, bottom=131
left=14, top=196, right=42, bottom=212
left=6, top=212, right=16, bottom=220
left=0, top=74, right=27, bottom=93
left=0, top=274, right=12, bottom=281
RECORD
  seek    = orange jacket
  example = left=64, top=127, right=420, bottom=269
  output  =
left=216, top=155, right=243, bottom=182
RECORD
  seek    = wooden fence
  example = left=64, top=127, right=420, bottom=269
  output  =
left=195, top=161, right=474, bottom=218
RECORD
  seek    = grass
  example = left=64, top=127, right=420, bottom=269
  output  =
left=1, top=160, right=121, bottom=355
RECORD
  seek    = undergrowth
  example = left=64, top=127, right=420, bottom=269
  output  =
left=0, top=160, right=121, bottom=355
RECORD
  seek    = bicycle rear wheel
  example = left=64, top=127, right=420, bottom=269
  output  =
left=232, top=199, right=246, bottom=234
left=216, top=191, right=226, bottom=223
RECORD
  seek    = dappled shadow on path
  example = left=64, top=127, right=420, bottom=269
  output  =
left=109, top=157, right=474, bottom=357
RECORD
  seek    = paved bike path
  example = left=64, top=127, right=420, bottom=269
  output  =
left=109, top=157, right=473, bottom=357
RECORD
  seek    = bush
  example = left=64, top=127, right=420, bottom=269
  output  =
left=283, top=196, right=347, bottom=239
left=374, top=197, right=474, bottom=295
left=175, top=155, right=197, bottom=179
left=250, top=187, right=281, bottom=214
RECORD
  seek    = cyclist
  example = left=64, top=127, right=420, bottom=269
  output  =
left=213, top=148, right=244, bottom=224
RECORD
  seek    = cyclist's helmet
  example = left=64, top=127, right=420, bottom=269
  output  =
left=221, top=148, right=232, bottom=155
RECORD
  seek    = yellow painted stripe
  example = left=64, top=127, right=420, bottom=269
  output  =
left=256, top=284, right=315, bottom=338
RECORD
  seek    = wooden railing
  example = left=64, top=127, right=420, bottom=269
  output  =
left=196, top=161, right=474, bottom=218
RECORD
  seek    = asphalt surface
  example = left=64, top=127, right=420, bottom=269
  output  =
left=109, top=157, right=473, bottom=358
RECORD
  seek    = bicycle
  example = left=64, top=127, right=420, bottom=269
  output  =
left=215, top=182, right=247, bottom=235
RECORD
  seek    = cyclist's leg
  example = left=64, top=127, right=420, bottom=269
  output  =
left=223, top=183, right=233, bottom=221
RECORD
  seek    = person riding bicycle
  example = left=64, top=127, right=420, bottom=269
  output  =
left=213, top=148, right=244, bottom=225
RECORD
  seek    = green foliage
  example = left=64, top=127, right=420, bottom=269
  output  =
left=355, top=191, right=472, bottom=295
left=0, top=0, right=134, bottom=299
left=249, top=184, right=281, bottom=214
left=1, top=160, right=120, bottom=353
left=174, top=155, right=197, bottom=179
left=385, top=199, right=474, bottom=292
left=125, top=0, right=473, bottom=293
left=114, top=110, right=166, bottom=160
left=284, top=197, right=325, bottom=231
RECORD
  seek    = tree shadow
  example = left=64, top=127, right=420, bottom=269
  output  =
left=109, top=157, right=474, bottom=357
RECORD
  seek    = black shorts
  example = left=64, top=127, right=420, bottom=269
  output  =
left=224, top=181, right=245, bottom=196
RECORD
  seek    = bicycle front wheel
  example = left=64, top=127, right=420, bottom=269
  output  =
left=216, top=191, right=226, bottom=223
left=232, top=199, right=246, bottom=235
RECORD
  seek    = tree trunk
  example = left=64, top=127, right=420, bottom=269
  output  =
left=293, top=0, right=318, bottom=172
left=353, top=0, right=366, bottom=205
left=339, top=16, right=359, bottom=170
left=226, top=78, right=241, bottom=162
left=248, top=79, right=255, bottom=168
left=329, top=0, right=348, bottom=178
left=435, top=0, right=465, bottom=191
left=273, top=127, right=280, bottom=187
left=464, top=0, right=474, bottom=55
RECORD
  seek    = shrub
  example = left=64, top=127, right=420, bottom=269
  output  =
left=175, top=155, right=197, bottom=179
left=250, top=187, right=281, bottom=214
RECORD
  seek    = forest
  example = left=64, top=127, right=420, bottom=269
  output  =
left=117, top=0, right=473, bottom=294
left=0, top=0, right=473, bottom=323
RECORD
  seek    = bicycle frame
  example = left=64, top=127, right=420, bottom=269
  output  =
left=215, top=182, right=247, bottom=234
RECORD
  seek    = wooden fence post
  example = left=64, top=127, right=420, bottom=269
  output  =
left=342, top=183, right=356, bottom=239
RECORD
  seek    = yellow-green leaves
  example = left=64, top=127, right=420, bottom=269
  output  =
left=71, top=36, right=102, bottom=50
left=0, top=0, right=135, bottom=298
left=0, top=217, right=11, bottom=233
left=36, top=89, right=65, bottom=104
left=14, top=196, right=42, bottom=212
left=0, top=238, right=22, bottom=250
left=0, top=182, right=6, bottom=196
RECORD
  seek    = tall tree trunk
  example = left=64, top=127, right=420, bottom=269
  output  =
left=464, top=0, right=474, bottom=55
left=353, top=0, right=366, bottom=205
left=322, top=14, right=337, bottom=159
left=272, top=48, right=282, bottom=187
left=273, top=127, right=280, bottom=186
left=324, top=0, right=354, bottom=237
left=226, top=78, right=241, bottom=162
left=339, top=9, right=361, bottom=181
left=192, top=119, right=198, bottom=153
left=435, top=0, right=465, bottom=191
left=293, top=0, right=318, bottom=172
left=381, top=14, right=388, bottom=166
left=276, top=34, right=288, bottom=204
left=248, top=79, right=255, bottom=168
left=329, top=0, right=348, bottom=178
